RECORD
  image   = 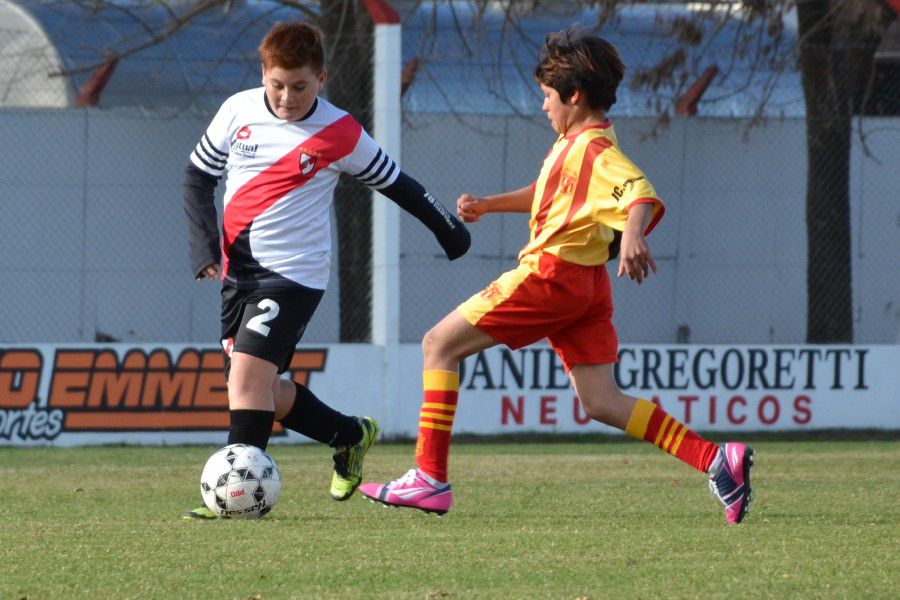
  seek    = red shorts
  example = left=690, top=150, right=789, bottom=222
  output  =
left=457, top=253, right=618, bottom=371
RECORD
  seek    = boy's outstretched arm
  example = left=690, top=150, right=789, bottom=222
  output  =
left=379, top=171, right=471, bottom=260
left=618, top=202, right=657, bottom=285
left=456, top=185, right=533, bottom=222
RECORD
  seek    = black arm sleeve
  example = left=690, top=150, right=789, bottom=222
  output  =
left=379, top=171, right=471, bottom=261
left=182, top=164, right=221, bottom=279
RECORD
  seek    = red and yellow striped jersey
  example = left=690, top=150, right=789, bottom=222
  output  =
left=519, top=121, right=664, bottom=266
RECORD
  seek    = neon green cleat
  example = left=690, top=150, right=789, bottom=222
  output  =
left=330, top=416, right=380, bottom=501
left=181, top=505, right=218, bottom=520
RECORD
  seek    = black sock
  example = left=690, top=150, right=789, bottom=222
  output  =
left=227, top=409, right=275, bottom=450
left=278, top=382, right=363, bottom=447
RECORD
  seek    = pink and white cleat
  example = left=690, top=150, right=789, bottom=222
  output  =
left=708, top=442, right=755, bottom=524
left=359, top=468, right=453, bottom=515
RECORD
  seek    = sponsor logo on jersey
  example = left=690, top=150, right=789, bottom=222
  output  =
left=611, top=176, right=645, bottom=202
left=232, top=126, right=258, bottom=158
left=231, top=141, right=258, bottom=158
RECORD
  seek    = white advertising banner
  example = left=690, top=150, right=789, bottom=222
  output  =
left=0, top=343, right=897, bottom=446
left=415, top=345, right=900, bottom=435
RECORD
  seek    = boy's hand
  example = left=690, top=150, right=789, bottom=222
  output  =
left=197, top=263, right=219, bottom=281
left=457, top=194, right=489, bottom=222
left=617, top=228, right=657, bottom=285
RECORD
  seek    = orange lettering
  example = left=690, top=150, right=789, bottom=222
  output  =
left=65, top=411, right=230, bottom=430
left=55, top=350, right=95, bottom=369
left=0, top=350, right=42, bottom=409
left=49, top=351, right=96, bottom=407
left=142, top=350, right=198, bottom=408
left=289, top=350, right=327, bottom=386
left=87, top=351, right=144, bottom=408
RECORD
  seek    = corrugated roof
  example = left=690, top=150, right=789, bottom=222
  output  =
left=2, top=0, right=802, bottom=116
left=11, top=0, right=300, bottom=112
left=401, top=3, right=802, bottom=117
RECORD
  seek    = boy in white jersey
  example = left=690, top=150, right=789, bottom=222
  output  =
left=182, top=22, right=470, bottom=519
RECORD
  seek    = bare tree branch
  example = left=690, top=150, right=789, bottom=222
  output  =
left=50, top=0, right=228, bottom=77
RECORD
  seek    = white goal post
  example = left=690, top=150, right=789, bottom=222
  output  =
left=365, top=0, right=402, bottom=420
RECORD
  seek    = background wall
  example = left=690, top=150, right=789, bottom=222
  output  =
left=0, top=108, right=897, bottom=344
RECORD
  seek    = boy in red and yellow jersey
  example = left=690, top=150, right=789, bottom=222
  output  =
left=361, top=29, right=753, bottom=524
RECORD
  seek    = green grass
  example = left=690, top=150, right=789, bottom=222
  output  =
left=1, top=441, right=897, bottom=599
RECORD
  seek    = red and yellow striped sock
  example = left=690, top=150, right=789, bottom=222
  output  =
left=625, top=398, right=719, bottom=473
left=414, top=369, right=459, bottom=483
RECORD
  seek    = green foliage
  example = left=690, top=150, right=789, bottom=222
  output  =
left=1, top=441, right=897, bottom=598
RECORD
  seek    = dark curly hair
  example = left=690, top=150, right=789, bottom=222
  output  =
left=534, top=28, right=625, bottom=111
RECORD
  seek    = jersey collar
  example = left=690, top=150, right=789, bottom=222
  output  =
left=263, top=92, right=319, bottom=122
left=563, top=120, right=612, bottom=139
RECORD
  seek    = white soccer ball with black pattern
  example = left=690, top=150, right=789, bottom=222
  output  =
left=200, top=444, right=281, bottom=518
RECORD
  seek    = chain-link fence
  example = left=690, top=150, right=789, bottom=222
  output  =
left=0, top=0, right=378, bottom=344
left=1, top=0, right=898, bottom=345
left=394, top=2, right=900, bottom=346
left=398, top=110, right=900, bottom=345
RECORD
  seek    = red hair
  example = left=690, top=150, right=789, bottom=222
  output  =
left=259, top=22, right=325, bottom=71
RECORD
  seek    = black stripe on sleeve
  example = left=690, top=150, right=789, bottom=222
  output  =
left=203, top=133, right=228, bottom=158
left=359, top=153, right=390, bottom=184
left=198, top=138, right=227, bottom=166
left=352, top=149, right=382, bottom=178
left=369, top=162, right=398, bottom=188
left=198, top=141, right=227, bottom=168
left=193, top=149, right=225, bottom=172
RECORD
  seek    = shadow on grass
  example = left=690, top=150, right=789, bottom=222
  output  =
left=377, top=428, right=900, bottom=446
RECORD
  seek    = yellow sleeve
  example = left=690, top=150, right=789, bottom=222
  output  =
left=589, top=144, right=665, bottom=235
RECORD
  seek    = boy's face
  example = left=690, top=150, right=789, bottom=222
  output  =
left=262, top=64, right=326, bottom=121
left=540, top=83, right=577, bottom=135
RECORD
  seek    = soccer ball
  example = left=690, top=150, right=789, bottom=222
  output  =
left=200, top=444, right=281, bottom=518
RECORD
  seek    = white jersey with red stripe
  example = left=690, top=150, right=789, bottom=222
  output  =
left=190, top=88, right=398, bottom=290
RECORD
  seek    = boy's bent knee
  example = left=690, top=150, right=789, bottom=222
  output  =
left=580, top=397, right=611, bottom=422
left=422, top=325, right=451, bottom=360
left=228, top=368, right=277, bottom=408
left=421, top=324, right=472, bottom=371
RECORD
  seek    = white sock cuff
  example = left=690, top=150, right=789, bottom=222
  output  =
left=417, top=468, right=449, bottom=488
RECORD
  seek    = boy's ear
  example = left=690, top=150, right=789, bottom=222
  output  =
left=568, top=88, right=581, bottom=106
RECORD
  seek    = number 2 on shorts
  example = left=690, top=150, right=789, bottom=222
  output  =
left=246, top=299, right=280, bottom=336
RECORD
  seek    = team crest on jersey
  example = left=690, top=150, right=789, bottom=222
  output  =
left=298, top=149, right=319, bottom=176
left=559, top=173, right=577, bottom=195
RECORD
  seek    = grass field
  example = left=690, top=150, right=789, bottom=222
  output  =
left=2, top=440, right=897, bottom=599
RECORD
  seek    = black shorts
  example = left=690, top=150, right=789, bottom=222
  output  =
left=220, top=284, right=324, bottom=379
